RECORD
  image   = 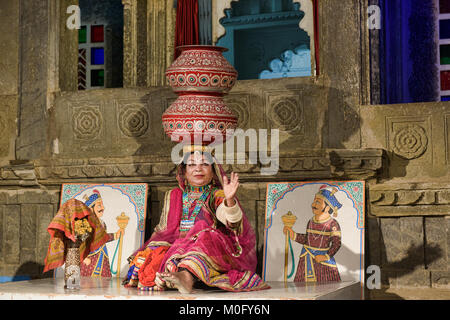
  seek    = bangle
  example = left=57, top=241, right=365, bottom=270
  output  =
left=225, top=198, right=236, bottom=207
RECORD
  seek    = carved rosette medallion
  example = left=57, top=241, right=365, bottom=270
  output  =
left=392, top=124, right=428, bottom=159
left=270, top=97, right=303, bottom=132
left=72, top=106, right=102, bottom=140
left=119, top=104, right=149, bottom=138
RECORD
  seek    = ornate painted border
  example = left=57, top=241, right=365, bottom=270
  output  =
left=60, top=183, right=148, bottom=232
left=265, top=181, right=365, bottom=230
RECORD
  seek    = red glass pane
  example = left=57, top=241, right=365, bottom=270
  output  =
left=441, top=71, right=450, bottom=91
left=91, top=25, right=104, bottom=43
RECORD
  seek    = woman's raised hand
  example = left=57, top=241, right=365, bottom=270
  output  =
left=222, top=172, right=239, bottom=207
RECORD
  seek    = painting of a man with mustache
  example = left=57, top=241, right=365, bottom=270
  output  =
left=80, top=189, right=122, bottom=277
left=283, top=185, right=342, bottom=283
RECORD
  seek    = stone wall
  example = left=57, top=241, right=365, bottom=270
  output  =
left=367, top=216, right=450, bottom=288
left=362, top=102, right=450, bottom=288
left=0, top=188, right=60, bottom=279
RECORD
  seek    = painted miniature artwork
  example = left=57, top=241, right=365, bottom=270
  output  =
left=54, top=183, right=148, bottom=279
left=263, top=181, right=364, bottom=285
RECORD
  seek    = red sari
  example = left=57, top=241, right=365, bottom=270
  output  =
left=126, top=164, right=269, bottom=292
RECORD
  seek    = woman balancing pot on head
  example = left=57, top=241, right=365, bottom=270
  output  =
left=123, top=146, right=269, bottom=293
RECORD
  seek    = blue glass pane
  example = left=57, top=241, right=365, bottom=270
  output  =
left=441, top=96, right=450, bottom=101
left=440, top=20, right=450, bottom=39
left=91, top=47, right=104, bottom=65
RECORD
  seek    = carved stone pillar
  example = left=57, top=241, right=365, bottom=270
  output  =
left=122, top=0, right=148, bottom=87
left=123, top=0, right=176, bottom=88
left=147, top=0, right=176, bottom=87
left=0, top=0, right=20, bottom=160
left=58, top=0, right=78, bottom=92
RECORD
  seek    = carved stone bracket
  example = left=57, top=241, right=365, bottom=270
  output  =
left=369, top=182, right=450, bottom=217
left=0, top=161, right=38, bottom=187
left=328, top=149, right=383, bottom=179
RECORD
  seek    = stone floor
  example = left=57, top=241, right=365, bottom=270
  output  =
left=0, top=277, right=363, bottom=300
left=368, top=287, right=450, bottom=300
left=1, top=277, right=448, bottom=300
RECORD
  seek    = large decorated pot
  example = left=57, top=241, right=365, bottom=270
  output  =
left=165, top=45, right=237, bottom=94
left=162, top=45, right=238, bottom=146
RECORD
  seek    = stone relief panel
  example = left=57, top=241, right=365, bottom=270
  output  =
left=361, top=102, right=450, bottom=181
left=54, top=89, right=173, bottom=158
left=386, top=116, right=431, bottom=163
left=391, top=124, right=428, bottom=160
left=268, top=96, right=304, bottom=134
left=72, top=105, right=103, bottom=140
left=117, top=102, right=149, bottom=138
left=261, top=87, right=325, bottom=150
left=113, top=95, right=168, bottom=156
left=265, top=91, right=304, bottom=135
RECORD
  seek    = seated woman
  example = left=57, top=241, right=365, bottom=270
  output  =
left=123, top=149, right=269, bottom=293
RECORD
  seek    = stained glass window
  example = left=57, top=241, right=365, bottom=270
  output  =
left=76, top=0, right=124, bottom=90
left=91, top=25, right=105, bottom=43
left=79, top=24, right=105, bottom=88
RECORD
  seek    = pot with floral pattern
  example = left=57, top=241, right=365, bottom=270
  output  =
left=162, top=45, right=238, bottom=146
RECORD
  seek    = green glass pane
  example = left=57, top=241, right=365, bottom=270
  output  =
left=79, top=26, right=87, bottom=44
left=441, top=44, right=450, bottom=65
left=91, top=69, right=104, bottom=87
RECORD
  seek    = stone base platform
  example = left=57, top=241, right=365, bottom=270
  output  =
left=0, top=277, right=363, bottom=300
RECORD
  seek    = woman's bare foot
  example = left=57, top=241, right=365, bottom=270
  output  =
left=158, top=270, right=194, bottom=294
